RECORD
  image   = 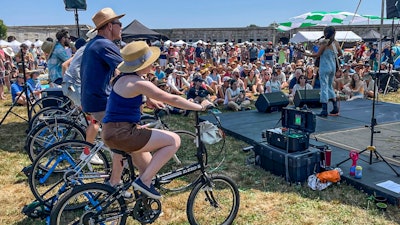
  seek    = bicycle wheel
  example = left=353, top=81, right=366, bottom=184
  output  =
left=25, top=118, right=86, bottom=162
left=29, top=106, right=69, bottom=131
left=186, top=174, right=240, bottom=225
left=157, top=130, right=200, bottom=193
left=49, top=182, right=127, bottom=225
left=29, top=140, right=111, bottom=205
left=30, top=96, right=70, bottom=117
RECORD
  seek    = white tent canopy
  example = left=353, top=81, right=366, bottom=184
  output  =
left=0, top=40, right=10, bottom=47
left=23, top=40, right=32, bottom=47
left=174, top=40, right=186, bottom=46
left=34, top=40, right=43, bottom=47
left=164, top=40, right=172, bottom=46
left=290, top=31, right=362, bottom=43
left=9, top=40, right=22, bottom=52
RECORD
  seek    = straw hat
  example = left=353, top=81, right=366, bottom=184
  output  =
left=3, top=47, right=15, bottom=57
left=41, top=41, right=56, bottom=56
left=118, top=41, right=161, bottom=73
left=92, top=8, right=125, bottom=30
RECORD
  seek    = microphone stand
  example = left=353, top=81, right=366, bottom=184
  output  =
left=336, top=71, right=400, bottom=176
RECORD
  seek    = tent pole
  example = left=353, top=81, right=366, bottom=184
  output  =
left=378, top=0, right=385, bottom=71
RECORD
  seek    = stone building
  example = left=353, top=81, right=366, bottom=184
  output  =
left=6, top=23, right=397, bottom=45
left=6, top=24, right=92, bottom=42
left=155, top=24, right=397, bottom=45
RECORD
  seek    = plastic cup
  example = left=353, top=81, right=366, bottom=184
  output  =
left=325, top=149, right=332, bottom=167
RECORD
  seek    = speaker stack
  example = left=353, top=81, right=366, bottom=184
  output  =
left=293, top=89, right=321, bottom=108
left=255, top=91, right=289, bottom=113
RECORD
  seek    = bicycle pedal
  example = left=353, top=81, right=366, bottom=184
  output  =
left=157, top=179, right=172, bottom=185
left=22, top=165, right=32, bottom=177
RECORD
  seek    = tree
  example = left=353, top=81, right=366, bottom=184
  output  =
left=0, top=20, right=7, bottom=40
left=247, top=24, right=259, bottom=28
left=268, top=22, right=279, bottom=28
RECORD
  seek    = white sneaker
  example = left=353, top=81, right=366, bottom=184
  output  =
left=79, top=152, right=104, bottom=165
left=105, top=181, right=133, bottom=199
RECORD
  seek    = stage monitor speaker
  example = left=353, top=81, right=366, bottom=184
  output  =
left=255, top=91, right=289, bottom=113
left=64, top=0, right=87, bottom=11
left=294, top=89, right=321, bottom=108
left=386, top=0, right=400, bottom=19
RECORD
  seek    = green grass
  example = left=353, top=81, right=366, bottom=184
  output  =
left=1, top=92, right=400, bottom=224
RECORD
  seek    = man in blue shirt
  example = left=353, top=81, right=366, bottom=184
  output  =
left=154, top=63, right=166, bottom=81
left=11, top=74, right=30, bottom=105
left=81, top=8, right=125, bottom=122
left=80, top=8, right=127, bottom=188
left=47, top=29, right=70, bottom=87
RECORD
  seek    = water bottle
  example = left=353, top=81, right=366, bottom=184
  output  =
left=355, top=166, right=362, bottom=179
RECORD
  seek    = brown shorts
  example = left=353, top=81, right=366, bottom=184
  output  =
left=101, top=122, right=152, bottom=153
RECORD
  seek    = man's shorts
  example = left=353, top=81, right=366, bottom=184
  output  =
left=62, top=82, right=81, bottom=107
left=101, top=122, right=152, bottom=152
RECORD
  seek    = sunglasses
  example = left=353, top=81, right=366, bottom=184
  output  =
left=111, top=21, right=122, bottom=27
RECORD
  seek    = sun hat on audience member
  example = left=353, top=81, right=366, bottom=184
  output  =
left=223, top=76, right=232, bottom=82
left=177, top=71, right=186, bottom=76
left=41, top=41, right=56, bottom=58
left=166, top=63, right=174, bottom=70
left=243, top=64, right=250, bottom=70
left=157, top=81, right=167, bottom=87
left=3, top=47, right=15, bottom=57
left=118, top=41, right=161, bottom=73
left=92, top=7, right=125, bottom=30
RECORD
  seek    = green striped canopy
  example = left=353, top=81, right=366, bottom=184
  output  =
left=277, top=11, right=386, bottom=31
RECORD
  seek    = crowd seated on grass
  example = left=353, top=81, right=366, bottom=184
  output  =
left=2, top=37, right=397, bottom=110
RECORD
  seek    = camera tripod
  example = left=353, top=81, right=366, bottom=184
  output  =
left=383, top=71, right=400, bottom=95
left=336, top=72, right=400, bottom=177
left=0, top=48, right=36, bottom=127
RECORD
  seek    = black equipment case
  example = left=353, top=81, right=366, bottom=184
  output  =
left=254, top=142, right=321, bottom=183
left=263, top=129, right=309, bottom=152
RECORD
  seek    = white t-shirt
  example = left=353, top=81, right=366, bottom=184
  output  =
left=291, top=83, right=313, bottom=96
left=265, top=80, right=281, bottom=93
left=224, top=88, right=241, bottom=105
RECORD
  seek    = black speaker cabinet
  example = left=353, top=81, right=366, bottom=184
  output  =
left=386, top=0, right=400, bottom=19
left=294, top=89, right=321, bottom=108
left=255, top=91, right=289, bottom=113
left=64, top=0, right=87, bottom=10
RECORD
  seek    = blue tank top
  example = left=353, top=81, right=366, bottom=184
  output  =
left=102, top=75, right=142, bottom=123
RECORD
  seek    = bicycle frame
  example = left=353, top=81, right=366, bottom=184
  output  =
left=51, top=110, right=233, bottom=225
left=154, top=111, right=209, bottom=189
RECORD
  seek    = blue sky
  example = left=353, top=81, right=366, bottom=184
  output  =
left=0, top=0, right=386, bottom=29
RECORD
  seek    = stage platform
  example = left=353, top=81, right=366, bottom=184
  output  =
left=202, top=99, right=400, bottom=206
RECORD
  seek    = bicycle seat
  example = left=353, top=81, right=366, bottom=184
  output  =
left=110, top=149, right=130, bottom=157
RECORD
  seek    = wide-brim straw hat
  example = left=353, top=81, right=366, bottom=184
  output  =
left=92, top=8, right=125, bottom=30
left=41, top=41, right=56, bottom=58
left=118, top=41, right=161, bottom=73
left=3, top=47, right=15, bottom=57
